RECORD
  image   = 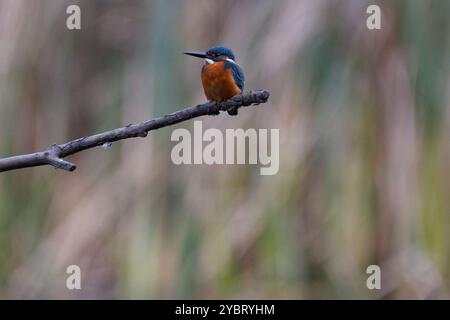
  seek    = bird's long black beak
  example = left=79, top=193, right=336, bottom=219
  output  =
left=184, top=51, right=207, bottom=58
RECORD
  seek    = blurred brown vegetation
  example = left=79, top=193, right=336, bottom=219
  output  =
left=0, top=0, right=449, bottom=299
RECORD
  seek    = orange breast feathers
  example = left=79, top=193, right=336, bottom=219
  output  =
left=201, top=61, right=241, bottom=102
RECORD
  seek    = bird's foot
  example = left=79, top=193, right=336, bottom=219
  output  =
left=227, top=106, right=238, bottom=116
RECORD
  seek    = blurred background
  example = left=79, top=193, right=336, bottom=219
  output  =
left=0, top=0, right=449, bottom=299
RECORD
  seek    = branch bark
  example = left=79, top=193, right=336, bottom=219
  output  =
left=0, top=90, right=270, bottom=172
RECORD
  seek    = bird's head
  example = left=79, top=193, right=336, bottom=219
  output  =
left=184, top=46, right=236, bottom=64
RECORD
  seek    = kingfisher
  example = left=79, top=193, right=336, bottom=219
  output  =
left=184, top=46, right=245, bottom=115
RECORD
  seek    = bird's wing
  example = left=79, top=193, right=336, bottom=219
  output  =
left=224, top=61, right=245, bottom=91
left=231, top=63, right=245, bottom=91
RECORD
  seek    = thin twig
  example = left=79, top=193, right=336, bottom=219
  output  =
left=0, top=90, right=270, bottom=172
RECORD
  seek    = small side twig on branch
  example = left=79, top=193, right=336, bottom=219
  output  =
left=0, top=90, right=270, bottom=173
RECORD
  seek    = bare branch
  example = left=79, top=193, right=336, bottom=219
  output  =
left=0, top=90, right=270, bottom=173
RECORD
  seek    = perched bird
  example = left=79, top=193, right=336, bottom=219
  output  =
left=184, top=46, right=245, bottom=115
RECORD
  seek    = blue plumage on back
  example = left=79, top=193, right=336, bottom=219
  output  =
left=229, top=63, right=245, bottom=91
left=223, top=60, right=244, bottom=91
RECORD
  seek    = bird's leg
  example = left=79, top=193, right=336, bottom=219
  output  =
left=215, top=100, right=238, bottom=116
left=210, top=101, right=238, bottom=116
left=210, top=101, right=220, bottom=115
